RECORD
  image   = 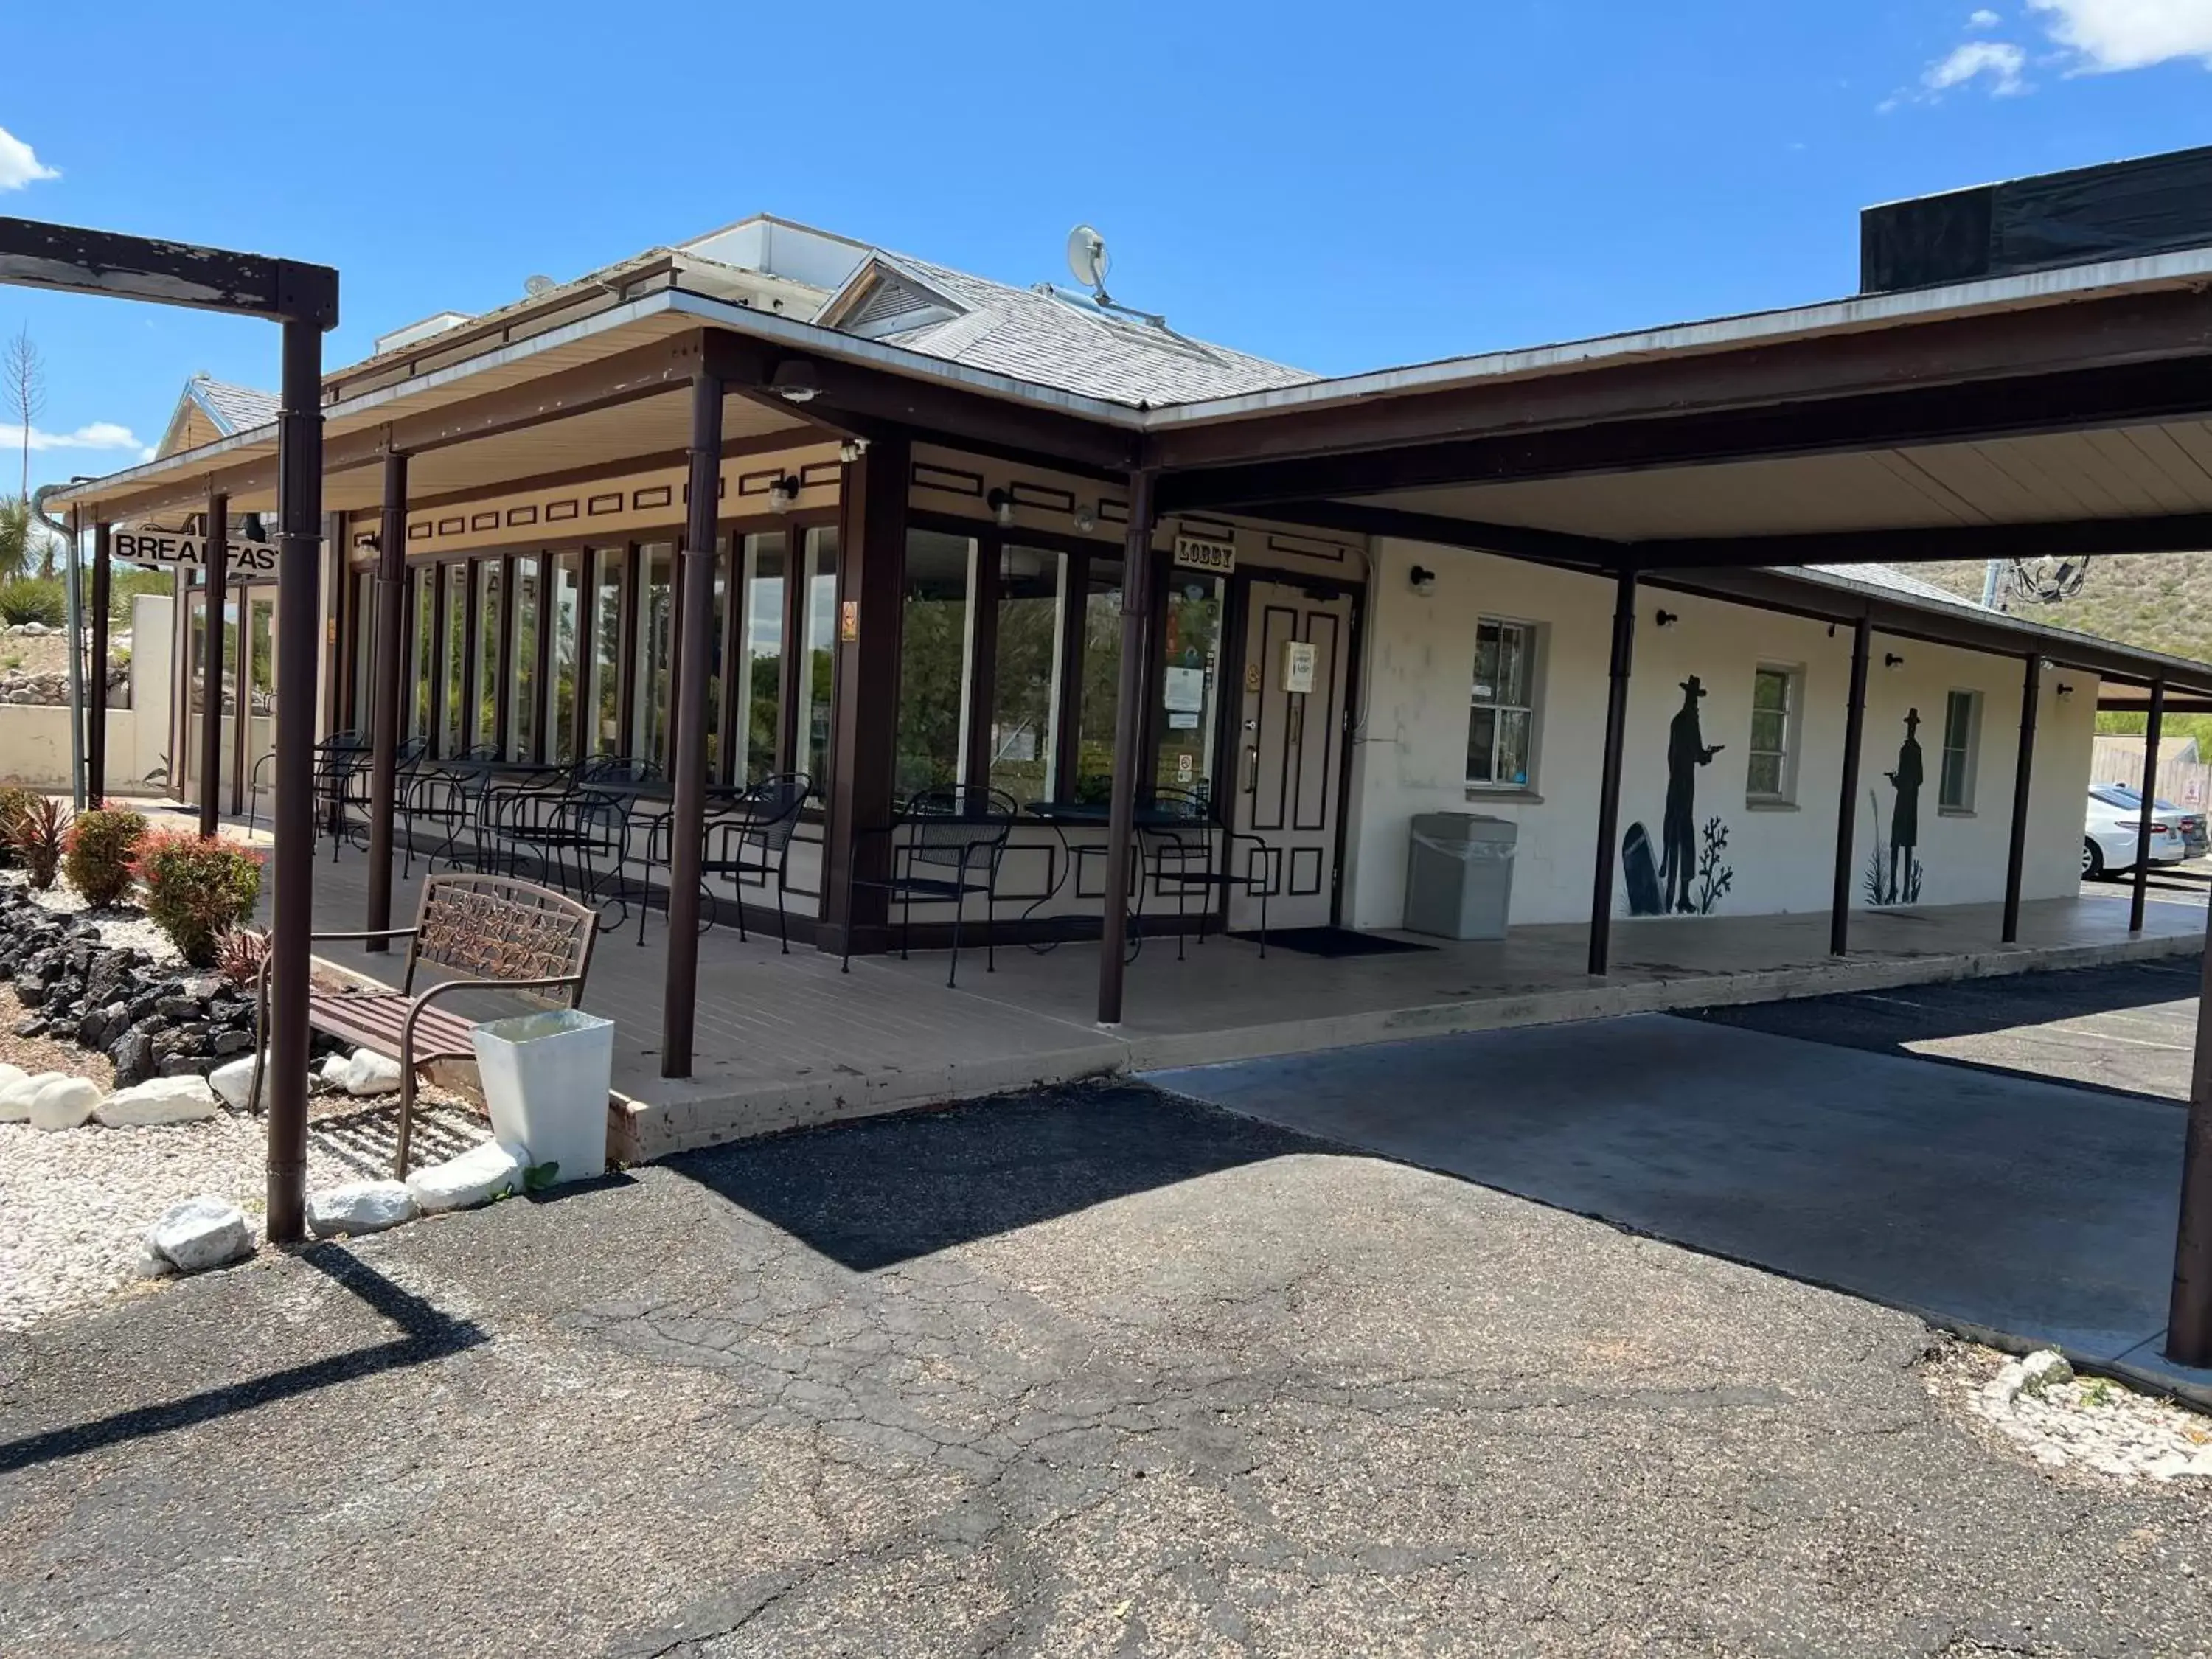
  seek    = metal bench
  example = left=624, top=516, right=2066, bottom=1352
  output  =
left=254, top=872, right=599, bottom=1178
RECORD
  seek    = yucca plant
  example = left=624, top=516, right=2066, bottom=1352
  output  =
left=4, top=795, right=69, bottom=890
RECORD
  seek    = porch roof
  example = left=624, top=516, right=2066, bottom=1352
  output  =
left=44, top=222, right=2212, bottom=694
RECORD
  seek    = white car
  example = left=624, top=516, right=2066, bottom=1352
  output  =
left=2084, top=787, right=2187, bottom=878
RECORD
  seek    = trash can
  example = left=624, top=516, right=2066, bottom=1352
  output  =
left=470, top=1008, right=616, bottom=1187
left=1403, top=813, right=1518, bottom=940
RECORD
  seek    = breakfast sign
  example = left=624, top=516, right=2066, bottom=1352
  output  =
left=112, top=524, right=280, bottom=577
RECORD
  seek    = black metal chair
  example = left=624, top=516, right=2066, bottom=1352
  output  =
left=700, top=772, right=813, bottom=953
left=253, top=728, right=365, bottom=846
left=844, top=786, right=1018, bottom=987
left=400, top=742, right=501, bottom=876
left=1140, top=785, right=1220, bottom=961
left=1146, top=790, right=1279, bottom=958
left=493, top=754, right=660, bottom=910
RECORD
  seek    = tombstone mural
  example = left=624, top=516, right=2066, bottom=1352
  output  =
left=1865, top=707, right=1927, bottom=906
left=1623, top=675, right=1736, bottom=916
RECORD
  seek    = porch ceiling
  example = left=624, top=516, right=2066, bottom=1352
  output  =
left=1354, top=419, right=2212, bottom=543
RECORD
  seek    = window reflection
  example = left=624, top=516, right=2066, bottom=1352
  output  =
left=991, top=545, right=1064, bottom=803
left=897, top=529, right=975, bottom=796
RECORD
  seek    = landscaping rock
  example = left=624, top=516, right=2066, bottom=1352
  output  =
left=306, top=1180, right=420, bottom=1239
left=144, top=1197, right=253, bottom=1273
left=212, top=1029, right=255, bottom=1057
left=0, top=1062, right=25, bottom=1096
left=208, top=1054, right=265, bottom=1111
left=0, top=1068, right=60, bottom=1123
left=406, top=1141, right=527, bottom=1214
left=108, top=1024, right=157, bottom=1088
left=95, top=1075, right=221, bottom=1128
left=28, top=1076, right=101, bottom=1132
left=338, top=1048, right=404, bottom=1097
left=2020, top=1349, right=2076, bottom=1397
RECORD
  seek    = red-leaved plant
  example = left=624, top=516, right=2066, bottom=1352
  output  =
left=131, top=830, right=265, bottom=966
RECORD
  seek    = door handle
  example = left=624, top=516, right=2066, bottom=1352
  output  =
left=1242, top=745, right=1259, bottom=794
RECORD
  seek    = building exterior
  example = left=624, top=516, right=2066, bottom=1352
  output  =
left=47, top=160, right=2212, bottom=1054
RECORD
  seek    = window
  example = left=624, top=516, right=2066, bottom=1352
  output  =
left=799, top=527, right=839, bottom=792
left=1467, top=618, right=1537, bottom=788
left=896, top=529, right=976, bottom=796
left=1940, top=689, right=1981, bottom=811
left=439, top=563, right=467, bottom=758
left=1074, top=557, right=1126, bottom=803
left=1157, top=573, right=1225, bottom=807
left=627, top=544, right=672, bottom=768
left=1747, top=665, right=1799, bottom=803
left=989, top=544, right=1065, bottom=801
left=737, top=533, right=785, bottom=782
left=511, top=555, right=543, bottom=761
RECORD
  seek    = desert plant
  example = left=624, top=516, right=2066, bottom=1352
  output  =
left=62, top=806, right=147, bottom=907
left=131, top=830, right=264, bottom=966
left=213, top=924, right=272, bottom=988
left=4, top=794, right=69, bottom=889
left=0, top=783, right=35, bottom=867
left=0, top=575, right=66, bottom=629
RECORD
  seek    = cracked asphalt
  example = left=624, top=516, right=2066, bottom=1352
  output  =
left=3, top=1082, right=2210, bottom=1657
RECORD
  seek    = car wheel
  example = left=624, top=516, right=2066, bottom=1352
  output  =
left=2084, top=838, right=2107, bottom=879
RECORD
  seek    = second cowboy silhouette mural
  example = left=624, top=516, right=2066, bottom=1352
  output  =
left=1866, top=708, right=1927, bottom=907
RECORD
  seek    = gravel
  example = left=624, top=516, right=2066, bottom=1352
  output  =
left=1941, top=1342, right=2212, bottom=1481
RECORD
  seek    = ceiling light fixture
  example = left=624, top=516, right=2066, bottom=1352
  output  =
left=769, top=360, right=821, bottom=403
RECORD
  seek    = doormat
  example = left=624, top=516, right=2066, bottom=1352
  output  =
left=1225, top=928, right=1436, bottom=959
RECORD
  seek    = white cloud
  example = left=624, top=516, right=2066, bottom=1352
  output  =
left=1970, top=7, right=2003, bottom=24
left=0, top=420, right=150, bottom=456
left=2028, top=0, right=2212, bottom=70
left=1926, top=38, right=2031, bottom=91
left=0, top=125, right=58, bottom=191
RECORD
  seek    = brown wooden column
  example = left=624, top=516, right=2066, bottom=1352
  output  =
left=821, top=431, right=910, bottom=954
left=265, top=314, right=327, bottom=1247
left=364, top=451, right=408, bottom=950
left=1096, top=469, right=1159, bottom=1026
left=87, top=521, right=111, bottom=801
left=1586, top=566, right=1638, bottom=976
left=2132, top=680, right=2166, bottom=934
left=1829, top=617, right=1871, bottom=956
left=2001, top=655, right=2041, bottom=944
left=661, top=369, right=723, bottom=1078
left=198, top=490, right=229, bottom=836
left=2169, top=921, right=2212, bottom=1368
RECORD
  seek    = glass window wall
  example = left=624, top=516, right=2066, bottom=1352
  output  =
left=799, top=526, right=839, bottom=793
left=897, top=529, right=976, bottom=796
left=989, top=545, right=1064, bottom=803
left=1156, top=573, right=1224, bottom=809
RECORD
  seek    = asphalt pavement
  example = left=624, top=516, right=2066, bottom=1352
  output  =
left=5, top=1082, right=2211, bottom=1655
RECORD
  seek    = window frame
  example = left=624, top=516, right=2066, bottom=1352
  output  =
left=1745, top=661, right=1804, bottom=807
left=1938, top=687, right=1983, bottom=814
left=1465, top=614, right=1543, bottom=793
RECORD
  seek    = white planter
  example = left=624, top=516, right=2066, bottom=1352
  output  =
left=469, top=1009, right=614, bottom=1187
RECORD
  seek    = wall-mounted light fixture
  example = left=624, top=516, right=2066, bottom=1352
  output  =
left=1408, top=563, right=1437, bottom=595
left=769, top=360, right=820, bottom=403
left=2056, top=683, right=2076, bottom=700
left=1071, top=501, right=1098, bottom=533
left=1654, top=608, right=1678, bottom=628
left=837, top=438, right=869, bottom=464
left=985, top=487, right=1016, bottom=529
left=767, top=475, right=801, bottom=514
left=1884, top=652, right=1906, bottom=670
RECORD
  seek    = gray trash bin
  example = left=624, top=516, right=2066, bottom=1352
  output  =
left=1403, top=813, right=1518, bottom=940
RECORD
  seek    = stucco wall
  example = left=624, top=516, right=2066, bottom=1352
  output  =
left=1346, top=538, right=2096, bottom=931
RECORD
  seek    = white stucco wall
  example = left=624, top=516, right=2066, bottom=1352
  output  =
left=1346, top=538, right=2096, bottom=931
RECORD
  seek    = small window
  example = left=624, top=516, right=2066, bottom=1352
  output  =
left=1467, top=618, right=1538, bottom=788
left=1746, top=665, right=1798, bottom=803
left=1940, top=689, right=1981, bottom=811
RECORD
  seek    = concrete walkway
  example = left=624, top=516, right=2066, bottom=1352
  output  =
left=1149, top=1006, right=2212, bottom=1405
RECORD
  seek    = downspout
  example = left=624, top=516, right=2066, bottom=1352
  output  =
left=32, top=484, right=86, bottom=808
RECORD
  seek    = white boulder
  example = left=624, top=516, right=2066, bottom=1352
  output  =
left=0, top=1068, right=60, bottom=1123
left=2020, top=1349, right=2076, bottom=1398
left=145, top=1196, right=253, bottom=1273
left=406, top=1140, right=528, bottom=1214
left=0, top=1062, right=27, bottom=1096
left=319, top=1054, right=349, bottom=1085
left=95, top=1075, right=221, bottom=1128
left=29, top=1076, right=102, bottom=1133
left=307, top=1180, right=420, bottom=1239
left=209, top=1054, right=265, bottom=1111
left=338, top=1048, right=405, bottom=1097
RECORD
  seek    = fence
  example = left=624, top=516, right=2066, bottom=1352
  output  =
left=2092, top=735, right=2212, bottom=809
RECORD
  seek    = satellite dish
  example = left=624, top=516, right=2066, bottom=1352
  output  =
left=523, top=274, right=557, bottom=298
left=1066, top=225, right=1110, bottom=293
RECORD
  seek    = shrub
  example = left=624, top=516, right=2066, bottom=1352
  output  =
left=0, top=784, right=37, bottom=868
left=213, top=924, right=272, bottom=989
left=131, top=830, right=265, bottom=966
left=62, top=806, right=147, bottom=907
left=0, top=576, right=66, bottom=629
left=4, top=795, right=69, bottom=889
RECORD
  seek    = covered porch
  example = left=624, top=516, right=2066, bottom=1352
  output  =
left=281, top=834, right=2205, bottom=1160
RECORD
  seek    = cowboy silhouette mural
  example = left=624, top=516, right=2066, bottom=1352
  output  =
left=1660, top=675, right=1725, bottom=913
left=1866, top=707, right=1927, bottom=906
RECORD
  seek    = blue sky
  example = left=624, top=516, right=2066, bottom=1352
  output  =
left=3, top=0, right=2211, bottom=498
